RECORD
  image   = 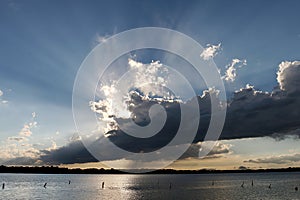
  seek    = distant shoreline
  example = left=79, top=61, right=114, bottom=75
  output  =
left=1, top=165, right=300, bottom=174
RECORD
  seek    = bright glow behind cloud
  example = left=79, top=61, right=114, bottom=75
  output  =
left=90, top=58, right=179, bottom=134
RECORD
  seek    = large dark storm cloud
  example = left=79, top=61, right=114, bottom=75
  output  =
left=39, top=61, right=300, bottom=164
left=106, top=61, right=300, bottom=150
left=221, top=61, right=300, bottom=139
left=40, top=140, right=97, bottom=165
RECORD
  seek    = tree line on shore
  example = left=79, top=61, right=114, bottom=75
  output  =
left=0, top=165, right=299, bottom=174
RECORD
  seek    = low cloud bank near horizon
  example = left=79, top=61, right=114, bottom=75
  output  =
left=244, top=153, right=300, bottom=165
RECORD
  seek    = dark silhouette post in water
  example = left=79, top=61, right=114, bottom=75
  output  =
left=268, top=184, right=271, bottom=189
left=102, top=182, right=105, bottom=189
left=69, top=180, right=71, bottom=184
left=241, top=182, right=244, bottom=188
left=44, top=183, right=47, bottom=188
left=251, top=180, right=253, bottom=187
left=212, top=181, right=214, bottom=186
left=2, top=183, right=4, bottom=190
left=169, top=182, right=172, bottom=190
left=295, top=187, right=298, bottom=191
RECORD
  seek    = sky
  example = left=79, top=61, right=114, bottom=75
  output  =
left=0, top=0, right=300, bottom=170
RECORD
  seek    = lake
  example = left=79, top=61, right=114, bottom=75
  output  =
left=0, top=172, right=299, bottom=199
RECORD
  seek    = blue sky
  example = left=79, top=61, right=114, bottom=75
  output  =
left=1, top=0, right=300, bottom=169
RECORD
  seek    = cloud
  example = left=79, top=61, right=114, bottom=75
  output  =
left=34, top=59, right=300, bottom=165
left=39, top=140, right=97, bottom=165
left=0, top=89, right=8, bottom=104
left=220, top=60, right=300, bottom=139
left=46, top=141, right=57, bottom=151
left=5, top=60, right=300, bottom=166
left=0, top=113, right=40, bottom=165
left=19, top=122, right=37, bottom=137
left=92, top=32, right=114, bottom=47
left=32, top=112, right=36, bottom=118
left=207, top=142, right=232, bottom=156
left=69, top=132, right=82, bottom=142
left=271, top=129, right=300, bottom=141
left=200, top=43, right=221, bottom=60
left=104, top=60, right=300, bottom=142
left=90, top=59, right=300, bottom=151
left=179, top=141, right=232, bottom=160
left=222, top=58, right=247, bottom=82
left=244, top=153, right=300, bottom=164
left=2, top=157, right=39, bottom=166
left=18, top=113, right=38, bottom=137
left=94, top=32, right=116, bottom=45
left=38, top=139, right=232, bottom=165
left=220, top=86, right=300, bottom=139
left=96, top=34, right=110, bottom=43
left=277, top=61, right=300, bottom=94
left=91, top=59, right=180, bottom=134
left=0, top=142, right=40, bottom=164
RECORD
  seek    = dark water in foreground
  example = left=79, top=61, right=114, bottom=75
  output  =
left=0, top=172, right=299, bottom=200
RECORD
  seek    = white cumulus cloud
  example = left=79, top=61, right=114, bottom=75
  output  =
left=222, top=58, right=247, bottom=82
left=200, top=43, right=221, bottom=60
left=19, top=113, right=38, bottom=137
left=277, top=61, right=300, bottom=94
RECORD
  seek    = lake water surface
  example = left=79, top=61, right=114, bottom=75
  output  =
left=0, top=172, right=299, bottom=199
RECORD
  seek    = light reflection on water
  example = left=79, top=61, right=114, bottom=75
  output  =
left=0, top=172, right=299, bottom=200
